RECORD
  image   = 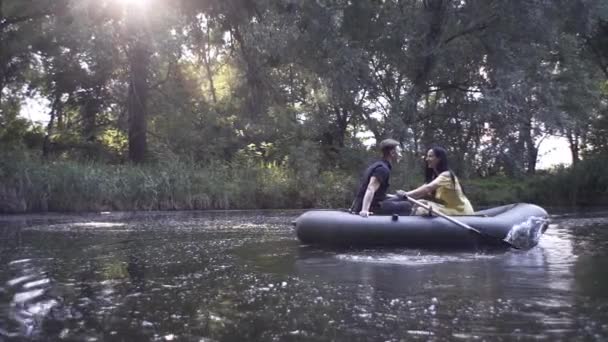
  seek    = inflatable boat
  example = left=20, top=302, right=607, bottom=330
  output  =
left=294, top=203, right=549, bottom=250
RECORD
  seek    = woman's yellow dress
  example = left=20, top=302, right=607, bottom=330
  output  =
left=415, top=171, right=474, bottom=216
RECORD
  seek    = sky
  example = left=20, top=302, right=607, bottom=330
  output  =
left=20, top=96, right=572, bottom=169
left=536, top=136, right=572, bottom=169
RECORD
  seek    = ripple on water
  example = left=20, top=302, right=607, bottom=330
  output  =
left=23, top=221, right=130, bottom=232
left=6, top=274, right=38, bottom=287
left=336, top=251, right=498, bottom=266
left=8, top=259, right=34, bottom=266
left=2, top=258, right=58, bottom=340
left=13, top=288, right=47, bottom=304
left=1, top=210, right=607, bottom=341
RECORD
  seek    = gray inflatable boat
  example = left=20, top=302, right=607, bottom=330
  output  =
left=294, top=203, right=549, bottom=249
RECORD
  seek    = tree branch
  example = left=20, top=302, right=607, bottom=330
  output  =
left=149, top=61, right=175, bottom=90
left=424, top=82, right=480, bottom=94
left=584, top=35, right=608, bottom=79
left=441, top=14, right=498, bottom=47
left=0, top=11, right=51, bottom=31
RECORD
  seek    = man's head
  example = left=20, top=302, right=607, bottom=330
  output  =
left=379, top=138, right=401, bottom=161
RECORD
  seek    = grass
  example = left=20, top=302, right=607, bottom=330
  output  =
left=1, top=151, right=606, bottom=213
left=466, top=176, right=529, bottom=207
left=0, top=153, right=357, bottom=213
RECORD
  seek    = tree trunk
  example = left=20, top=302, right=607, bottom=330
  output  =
left=362, top=112, right=384, bottom=143
left=402, top=0, right=446, bottom=131
left=127, top=36, right=150, bottom=163
left=567, top=128, right=580, bottom=168
left=527, top=144, right=538, bottom=175
left=42, top=94, right=61, bottom=158
left=231, top=25, right=263, bottom=118
left=203, top=23, right=218, bottom=105
left=335, top=106, right=350, bottom=148
left=521, top=112, right=537, bottom=175
left=82, top=94, right=100, bottom=142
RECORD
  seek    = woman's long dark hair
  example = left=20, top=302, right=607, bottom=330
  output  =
left=425, top=146, right=456, bottom=188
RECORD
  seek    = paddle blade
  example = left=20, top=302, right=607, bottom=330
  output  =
left=503, top=216, right=549, bottom=250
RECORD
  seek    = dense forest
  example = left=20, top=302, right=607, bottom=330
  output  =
left=1, top=0, right=607, bottom=213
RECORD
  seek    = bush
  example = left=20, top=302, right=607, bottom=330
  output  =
left=0, top=151, right=356, bottom=213
left=2, top=151, right=606, bottom=213
left=465, top=154, right=608, bottom=208
left=466, top=176, right=526, bottom=207
left=523, top=155, right=608, bottom=207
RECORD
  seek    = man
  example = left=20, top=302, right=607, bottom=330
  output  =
left=350, top=138, right=412, bottom=217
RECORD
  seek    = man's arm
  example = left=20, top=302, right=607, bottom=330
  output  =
left=360, top=176, right=381, bottom=217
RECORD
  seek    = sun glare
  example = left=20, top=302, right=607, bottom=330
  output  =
left=115, top=0, right=148, bottom=7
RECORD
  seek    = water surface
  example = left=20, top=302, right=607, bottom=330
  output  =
left=1, top=210, right=607, bottom=341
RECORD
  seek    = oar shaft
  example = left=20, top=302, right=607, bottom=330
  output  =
left=388, top=194, right=516, bottom=249
left=406, top=196, right=481, bottom=234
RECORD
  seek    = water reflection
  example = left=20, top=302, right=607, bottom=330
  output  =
left=260, top=215, right=607, bottom=340
left=0, top=211, right=607, bottom=341
left=2, top=258, right=57, bottom=339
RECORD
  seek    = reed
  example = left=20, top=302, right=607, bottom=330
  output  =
left=0, top=153, right=356, bottom=213
left=2, top=152, right=605, bottom=213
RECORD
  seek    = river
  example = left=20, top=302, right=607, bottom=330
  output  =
left=1, top=210, right=607, bottom=341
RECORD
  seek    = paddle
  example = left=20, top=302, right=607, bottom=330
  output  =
left=402, top=195, right=518, bottom=249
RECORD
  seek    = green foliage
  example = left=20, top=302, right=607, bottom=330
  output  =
left=467, top=177, right=530, bottom=207
left=467, top=155, right=608, bottom=208
left=2, top=150, right=607, bottom=213
left=0, top=99, right=46, bottom=152
left=2, top=0, right=608, bottom=212
left=525, top=156, right=608, bottom=207
left=0, top=152, right=358, bottom=213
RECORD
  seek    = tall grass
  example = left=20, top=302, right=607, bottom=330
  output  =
left=466, top=155, right=608, bottom=208
left=0, top=152, right=358, bottom=213
left=1, top=151, right=606, bottom=213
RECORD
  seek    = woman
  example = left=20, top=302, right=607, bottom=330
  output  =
left=400, top=146, right=474, bottom=216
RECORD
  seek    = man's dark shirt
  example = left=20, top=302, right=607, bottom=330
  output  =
left=350, top=160, right=391, bottom=213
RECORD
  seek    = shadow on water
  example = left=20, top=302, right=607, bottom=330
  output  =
left=0, top=210, right=607, bottom=341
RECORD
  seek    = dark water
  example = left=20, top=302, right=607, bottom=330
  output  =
left=1, top=210, right=607, bottom=341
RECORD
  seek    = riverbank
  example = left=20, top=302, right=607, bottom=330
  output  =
left=0, top=153, right=356, bottom=213
left=1, top=153, right=606, bottom=213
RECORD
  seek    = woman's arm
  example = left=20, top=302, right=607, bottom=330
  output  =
left=406, top=183, right=433, bottom=199
left=406, top=173, right=446, bottom=199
